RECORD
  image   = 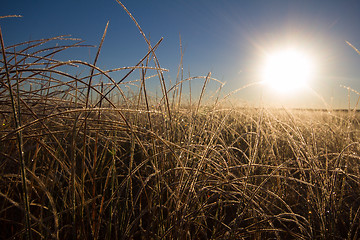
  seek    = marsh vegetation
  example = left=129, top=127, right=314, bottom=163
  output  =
left=1, top=4, right=360, bottom=240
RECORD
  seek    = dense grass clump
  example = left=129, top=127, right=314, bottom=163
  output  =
left=1, top=5, right=360, bottom=240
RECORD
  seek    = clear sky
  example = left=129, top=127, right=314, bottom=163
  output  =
left=2, top=0, right=360, bottom=109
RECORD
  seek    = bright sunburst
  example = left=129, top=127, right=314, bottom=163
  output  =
left=261, top=48, right=314, bottom=93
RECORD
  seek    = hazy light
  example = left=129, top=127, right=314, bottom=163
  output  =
left=261, top=48, right=314, bottom=93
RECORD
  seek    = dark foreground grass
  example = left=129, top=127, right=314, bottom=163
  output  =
left=1, top=3, right=360, bottom=240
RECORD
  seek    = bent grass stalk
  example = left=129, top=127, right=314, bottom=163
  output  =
left=0, top=25, right=32, bottom=240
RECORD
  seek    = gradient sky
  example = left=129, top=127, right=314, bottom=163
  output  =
left=2, top=0, right=360, bottom=108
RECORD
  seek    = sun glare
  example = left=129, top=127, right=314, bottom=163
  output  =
left=261, top=48, right=314, bottom=93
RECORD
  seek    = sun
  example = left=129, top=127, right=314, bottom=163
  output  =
left=261, top=48, right=314, bottom=93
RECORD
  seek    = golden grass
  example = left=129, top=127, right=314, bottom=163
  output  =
left=1, top=2, right=360, bottom=239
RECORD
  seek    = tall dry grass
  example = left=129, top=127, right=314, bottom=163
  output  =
left=1, top=2, right=360, bottom=239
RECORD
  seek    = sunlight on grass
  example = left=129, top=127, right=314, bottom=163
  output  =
left=1, top=2, right=360, bottom=240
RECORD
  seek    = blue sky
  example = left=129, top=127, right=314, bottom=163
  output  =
left=2, top=0, right=360, bottom=108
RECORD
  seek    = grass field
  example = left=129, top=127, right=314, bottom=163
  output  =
left=1, top=7, right=360, bottom=240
